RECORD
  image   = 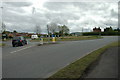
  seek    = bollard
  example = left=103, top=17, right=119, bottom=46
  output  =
left=40, top=38, right=43, bottom=45
left=52, top=37, right=55, bottom=43
left=4, top=38, right=6, bottom=41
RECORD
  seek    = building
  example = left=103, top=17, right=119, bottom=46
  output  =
left=70, top=32, right=82, bottom=36
left=93, top=27, right=101, bottom=32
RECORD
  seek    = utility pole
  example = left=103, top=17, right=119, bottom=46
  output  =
left=32, top=7, right=37, bottom=34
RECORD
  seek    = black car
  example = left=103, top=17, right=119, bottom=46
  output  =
left=12, top=36, right=27, bottom=47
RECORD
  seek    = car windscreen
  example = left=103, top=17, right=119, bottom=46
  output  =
left=13, top=37, right=20, bottom=40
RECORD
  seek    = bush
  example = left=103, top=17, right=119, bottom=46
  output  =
left=83, top=32, right=120, bottom=36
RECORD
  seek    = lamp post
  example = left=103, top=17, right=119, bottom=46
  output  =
left=1, top=6, right=7, bottom=40
left=1, top=6, right=4, bottom=32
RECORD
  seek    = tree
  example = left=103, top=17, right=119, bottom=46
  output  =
left=13, top=30, right=17, bottom=33
left=49, top=22, right=58, bottom=34
left=34, top=25, right=41, bottom=34
left=114, top=28, right=120, bottom=32
left=63, top=25, right=69, bottom=34
left=12, top=30, right=18, bottom=36
left=59, top=25, right=69, bottom=36
left=104, top=26, right=114, bottom=32
left=54, top=32, right=59, bottom=37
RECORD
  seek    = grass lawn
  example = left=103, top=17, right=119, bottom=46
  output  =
left=47, top=41, right=120, bottom=79
left=30, top=36, right=102, bottom=42
left=0, top=43, right=5, bottom=47
left=2, top=38, right=12, bottom=41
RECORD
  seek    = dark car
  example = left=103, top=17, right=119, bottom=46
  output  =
left=12, top=36, right=27, bottom=47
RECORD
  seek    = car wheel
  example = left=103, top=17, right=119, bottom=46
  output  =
left=16, top=44, right=19, bottom=47
left=25, top=41, right=27, bottom=45
left=14, top=44, right=18, bottom=47
left=21, top=42, right=24, bottom=46
left=13, top=45, right=15, bottom=47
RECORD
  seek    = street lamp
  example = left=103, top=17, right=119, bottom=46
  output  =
left=1, top=6, right=4, bottom=32
left=1, top=6, right=7, bottom=40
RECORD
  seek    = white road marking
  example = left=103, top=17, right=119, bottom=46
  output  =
left=10, top=45, right=35, bottom=54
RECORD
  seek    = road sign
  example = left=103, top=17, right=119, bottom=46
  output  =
left=52, top=34, right=55, bottom=37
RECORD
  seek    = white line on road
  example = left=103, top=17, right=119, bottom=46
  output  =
left=10, top=45, right=35, bottom=54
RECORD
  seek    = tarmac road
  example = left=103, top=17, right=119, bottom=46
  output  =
left=2, top=36, right=119, bottom=78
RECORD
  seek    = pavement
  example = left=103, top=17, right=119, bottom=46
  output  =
left=1, top=36, right=119, bottom=78
left=83, top=46, right=119, bottom=78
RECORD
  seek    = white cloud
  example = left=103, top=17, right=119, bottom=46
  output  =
left=0, top=1, right=118, bottom=33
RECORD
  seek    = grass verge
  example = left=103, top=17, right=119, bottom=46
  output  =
left=47, top=41, right=120, bottom=79
left=0, top=43, right=5, bottom=47
left=31, top=36, right=102, bottom=42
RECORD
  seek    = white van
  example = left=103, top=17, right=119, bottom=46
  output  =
left=31, top=35, right=38, bottom=39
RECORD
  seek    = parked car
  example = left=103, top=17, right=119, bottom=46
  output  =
left=12, top=36, right=27, bottom=47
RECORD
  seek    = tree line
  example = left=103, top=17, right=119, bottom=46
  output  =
left=33, top=22, right=70, bottom=37
left=1, top=22, right=70, bottom=38
left=83, top=27, right=120, bottom=36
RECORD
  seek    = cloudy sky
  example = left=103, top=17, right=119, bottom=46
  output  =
left=0, top=0, right=119, bottom=33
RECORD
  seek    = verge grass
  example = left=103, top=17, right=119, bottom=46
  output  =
left=47, top=41, right=120, bottom=79
left=0, top=43, right=5, bottom=47
left=31, top=36, right=102, bottom=42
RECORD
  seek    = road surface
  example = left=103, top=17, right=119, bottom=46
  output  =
left=2, top=36, right=119, bottom=78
